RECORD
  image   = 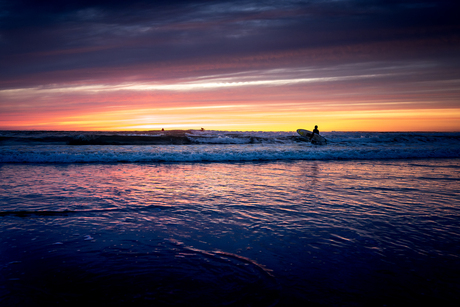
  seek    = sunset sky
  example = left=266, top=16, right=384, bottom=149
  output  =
left=1, top=0, right=459, bottom=131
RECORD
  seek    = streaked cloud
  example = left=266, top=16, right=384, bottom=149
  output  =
left=0, top=72, right=390, bottom=97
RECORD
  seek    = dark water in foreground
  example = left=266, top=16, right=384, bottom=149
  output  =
left=1, top=159, right=460, bottom=306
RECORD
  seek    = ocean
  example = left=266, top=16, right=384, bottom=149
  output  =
left=1, top=130, right=460, bottom=306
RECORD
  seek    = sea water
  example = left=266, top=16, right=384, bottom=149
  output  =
left=1, top=131, right=460, bottom=306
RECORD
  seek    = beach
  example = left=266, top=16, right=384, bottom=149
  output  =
left=1, top=134, right=460, bottom=306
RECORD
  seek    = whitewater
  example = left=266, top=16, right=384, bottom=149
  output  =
left=1, top=130, right=459, bottom=163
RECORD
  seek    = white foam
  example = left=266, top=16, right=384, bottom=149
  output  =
left=1, top=141, right=459, bottom=163
left=188, top=136, right=252, bottom=144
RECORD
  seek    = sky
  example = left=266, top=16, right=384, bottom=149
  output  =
left=1, top=0, right=459, bottom=131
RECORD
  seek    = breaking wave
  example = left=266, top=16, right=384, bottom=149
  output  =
left=0, top=130, right=459, bottom=163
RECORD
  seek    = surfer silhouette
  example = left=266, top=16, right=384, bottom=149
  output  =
left=310, top=125, right=319, bottom=141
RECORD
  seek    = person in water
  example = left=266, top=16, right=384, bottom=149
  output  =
left=310, top=125, right=319, bottom=141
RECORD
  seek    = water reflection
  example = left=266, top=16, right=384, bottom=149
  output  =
left=1, top=160, right=459, bottom=306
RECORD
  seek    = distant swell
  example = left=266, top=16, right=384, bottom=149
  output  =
left=0, top=130, right=195, bottom=145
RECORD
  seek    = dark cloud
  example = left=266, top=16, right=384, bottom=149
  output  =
left=0, top=0, right=459, bottom=88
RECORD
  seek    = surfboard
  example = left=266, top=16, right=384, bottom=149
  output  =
left=297, top=129, right=327, bottom=145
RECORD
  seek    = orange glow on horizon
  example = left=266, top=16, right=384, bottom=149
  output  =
left=1, top=71, right=460, bottom=132
left=2, top=103, right=459, bottom=132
